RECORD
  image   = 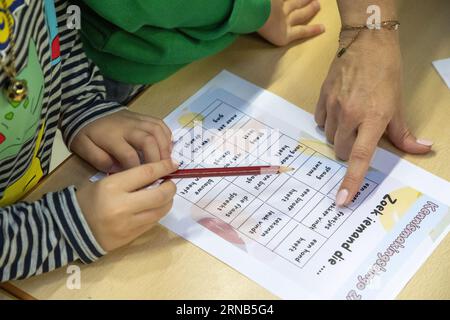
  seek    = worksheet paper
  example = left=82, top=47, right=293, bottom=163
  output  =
left=92, top=71, right=450, bottom=299
left=433, top=58, right=450, bottom=89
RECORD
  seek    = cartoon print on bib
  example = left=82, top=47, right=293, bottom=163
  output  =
left=0, top=40, right=45, bottom=206
left=0, top=40, right=44, bottom=159
left=0, top=0, right=63, bottom=205
left=0, top=0, right=26, bottom=52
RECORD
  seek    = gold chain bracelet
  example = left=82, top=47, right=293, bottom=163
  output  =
left=337, top=20, right=400, bottom=58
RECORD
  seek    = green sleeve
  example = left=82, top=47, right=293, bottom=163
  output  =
left=80, top=0, right=271, bottom=34
left=76, top=0, right=271, bottom=84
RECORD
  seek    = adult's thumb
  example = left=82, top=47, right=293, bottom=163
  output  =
left=387, top=111, right=433, bottom=155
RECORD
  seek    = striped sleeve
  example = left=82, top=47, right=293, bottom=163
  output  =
left=56, top=1, right=125, bottom=149
left=0, top=186, right=105, bottom=282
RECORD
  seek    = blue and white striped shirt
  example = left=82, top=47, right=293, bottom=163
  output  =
left=0, top=0, right=123, bottom=281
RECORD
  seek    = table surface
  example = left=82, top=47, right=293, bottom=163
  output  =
left=5, top=0, right=450, bottom=299
left=0, top=289, right=15, bottom=300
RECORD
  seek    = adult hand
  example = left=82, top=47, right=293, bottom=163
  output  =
left=315, top=29, right=433, bottom=206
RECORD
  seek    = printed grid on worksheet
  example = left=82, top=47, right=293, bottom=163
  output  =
left=172, top=98, right=379, bottom=269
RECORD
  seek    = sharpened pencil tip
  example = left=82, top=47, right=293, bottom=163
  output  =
left=278, top=166, right=295, bottom=173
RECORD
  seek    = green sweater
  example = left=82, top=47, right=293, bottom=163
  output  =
left=76, top=0, right=271, bottom=84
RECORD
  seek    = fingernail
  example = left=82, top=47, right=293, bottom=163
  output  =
left=319, top=24, right=326, bottom=33
left=172, top=159, right=180, bottom=168
left=416, top=139, right=434, bottom=147
left=336, top=189, right=349, bottom=207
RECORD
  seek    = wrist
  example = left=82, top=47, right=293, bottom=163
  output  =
left=338, top=27, right=400, bottom=59
left=338, top=0, right=398, bottom=27
left=340, top=27, right=399, bottom=43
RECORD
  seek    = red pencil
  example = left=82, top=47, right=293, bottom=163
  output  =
left=162, top=165, right=294, bottom=180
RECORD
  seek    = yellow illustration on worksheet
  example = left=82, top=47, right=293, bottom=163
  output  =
left=379, top=187, right=422, bottom=231
left=178, top=112, right=205, bottom=128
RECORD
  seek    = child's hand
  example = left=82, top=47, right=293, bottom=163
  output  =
left=71, top=110, right=173, bottom=172
left=258, top=0, right=324, bottom=46
left=77, top=159, right=178, bottom=251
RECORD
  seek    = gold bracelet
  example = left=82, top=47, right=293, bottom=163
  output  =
left=337, top=20, right=400, bottom=58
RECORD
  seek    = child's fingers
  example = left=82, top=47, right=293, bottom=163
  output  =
left=106, top=159, right=178, bottom=192
left=131, top=198, right=174, bottom=229
left=126, top=131, right=162, bottom=163
left=289, top=0, right=321, bottom=25
left=138, top=121, right=172, bottom=159
left=101, top=138, right=141, bottom=169
left=127, top=180, right=176, bottom=213
left=137, top=115, right=173, bottom=143
left=285, top=0, right=314, bottom=14
left=111, top=202, right=172, bottom=249
left=288, top=24, right=325, bottom=43
left=158, top=120, right=173, bottom=143
left=127, top=203, right=173, bottom=240
left=140, top=136, right=162, bottom=163
left=72, top=135, right=115, bottom=171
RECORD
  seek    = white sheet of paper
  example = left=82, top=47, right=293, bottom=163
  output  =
left=92, top=71, right=450, bottom=299
left=433, top=58, right=450, bottom=89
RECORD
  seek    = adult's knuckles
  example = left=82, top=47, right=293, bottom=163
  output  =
left=339, top=103, right=357, bottom=120
left=367, top=109, right=391, bottom=123
left=350, top=145, right=373, bottom=162
left=335, top=146, right=350, bottom=161
left=326, top=95, right=338, bottom=110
